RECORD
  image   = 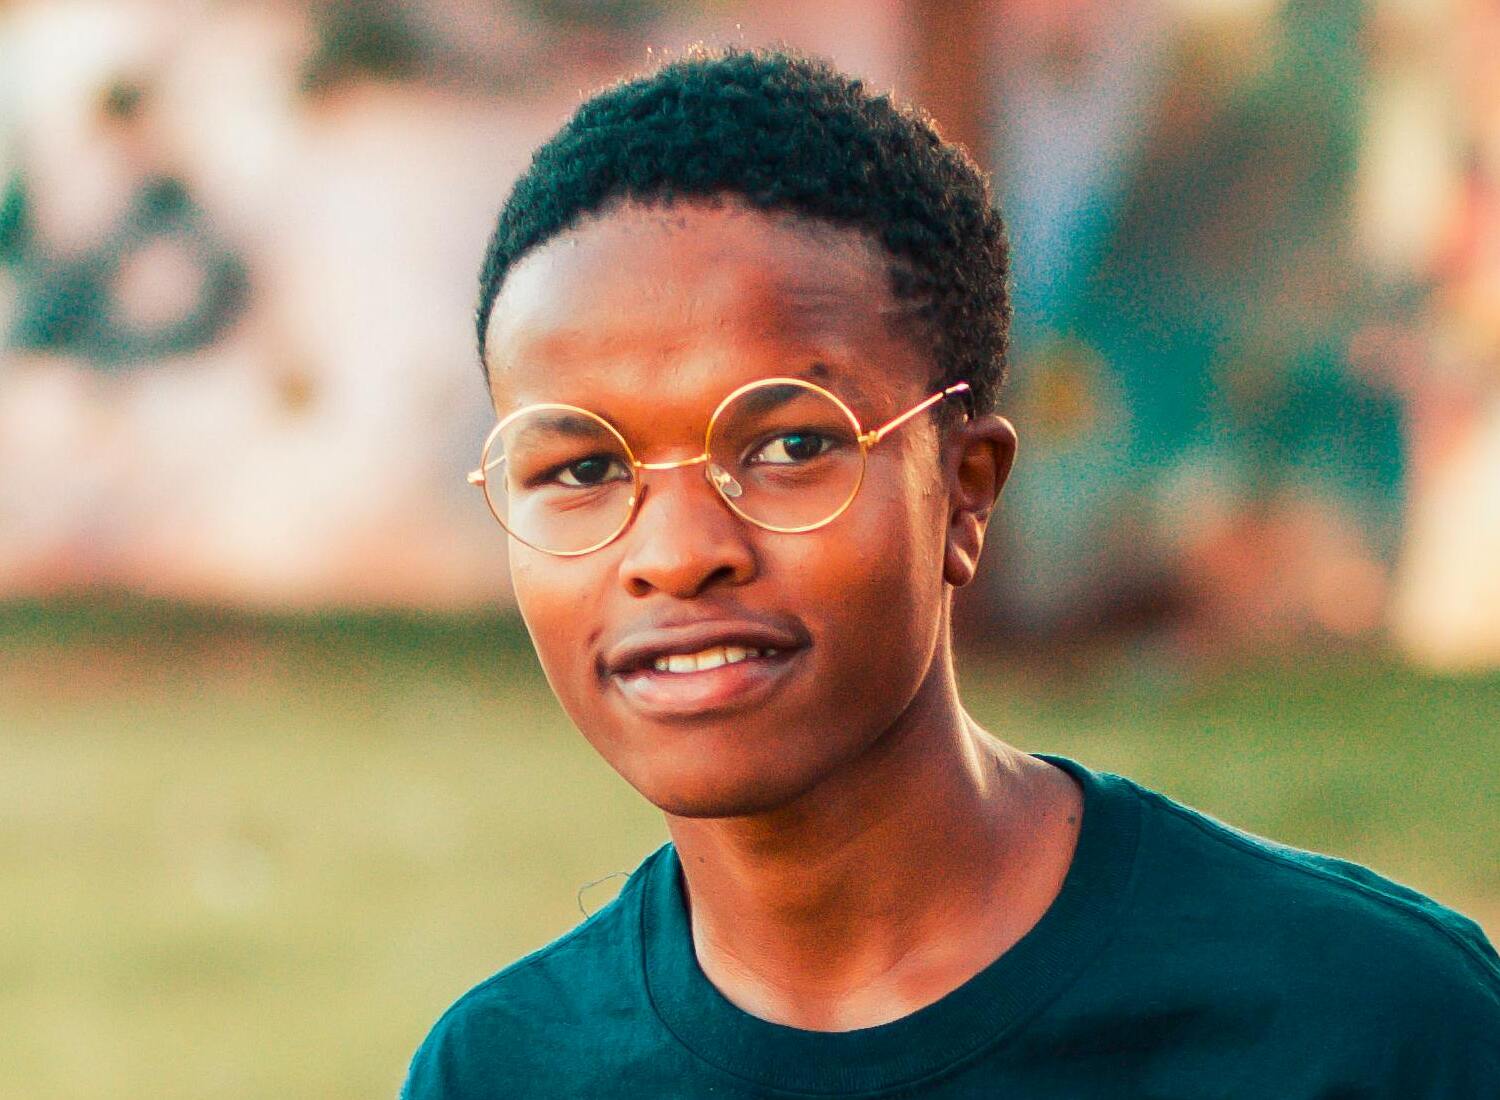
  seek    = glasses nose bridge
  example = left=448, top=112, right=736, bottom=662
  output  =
left=651, top=446, right=746, bottom=498
left=636, top=451, right=710, bottom=473
left=625, top=449, right=748, bottom=541
left=633, top=450, right=741, bottom=506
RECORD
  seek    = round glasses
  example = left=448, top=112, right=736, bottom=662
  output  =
left=468, top=376, right=972, bottom=556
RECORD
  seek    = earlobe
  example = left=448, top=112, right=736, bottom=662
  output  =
left=943, top=415, right=1017, bottom=588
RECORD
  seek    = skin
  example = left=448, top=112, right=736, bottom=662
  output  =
left=483, top=199, right=1084, bottom=1031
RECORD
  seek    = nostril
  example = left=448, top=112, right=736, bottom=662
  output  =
left=705, top=564, right=740, bottom=588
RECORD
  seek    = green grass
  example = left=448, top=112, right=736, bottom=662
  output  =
left=2, top=597, right=1496, bottom=1099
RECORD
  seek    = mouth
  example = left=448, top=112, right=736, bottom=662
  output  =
left=602, top=623, right=807, bottom=720
left=641, top=642, right=782, bottom=672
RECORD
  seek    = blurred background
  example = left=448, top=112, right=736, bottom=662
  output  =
left=1, top=0, right=1496, bottom=1096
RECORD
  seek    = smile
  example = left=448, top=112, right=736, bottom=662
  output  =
left=599, top=617, right=809, bottom=720
left=650, top=644, right=779, bottom=673
left=610, top=646, right=800, bottom=719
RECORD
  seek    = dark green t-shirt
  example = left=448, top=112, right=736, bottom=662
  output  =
left=402, top=755, right=1500, bottom=1098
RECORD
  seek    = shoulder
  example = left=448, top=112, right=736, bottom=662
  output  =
left=399, top=848, right=664, bottom=1099
left=1116, top=772, right=1500, bottom=1035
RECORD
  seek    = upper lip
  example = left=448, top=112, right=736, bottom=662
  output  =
left=601, top=616, right=808, bottom=677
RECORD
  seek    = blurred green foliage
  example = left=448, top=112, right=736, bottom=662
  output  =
left=1, top=597, right=1495, bottom=1099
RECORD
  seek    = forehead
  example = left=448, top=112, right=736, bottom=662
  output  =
left=483, top=201, right=928, bottom=418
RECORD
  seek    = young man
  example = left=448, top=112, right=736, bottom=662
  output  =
left=404, top=49, right=1499, bottom=1098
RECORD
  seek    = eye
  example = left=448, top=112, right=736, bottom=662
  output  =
left=747, top=431, right=835, bottom=465
left=552, top=454, right=631, bottom=487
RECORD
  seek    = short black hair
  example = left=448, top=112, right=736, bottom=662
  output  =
left=476, top=46, right=1011, bottom=414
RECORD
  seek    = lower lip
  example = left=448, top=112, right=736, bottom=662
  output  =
left=609, top=650, right=801, bottom=720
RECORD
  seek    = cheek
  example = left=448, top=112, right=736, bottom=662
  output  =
left=509, top=551, right=606, bottom=719
left=786, top=463, right=949, bottom=710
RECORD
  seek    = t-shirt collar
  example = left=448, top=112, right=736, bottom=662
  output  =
left=639, top=753, right=1143, bottom=1095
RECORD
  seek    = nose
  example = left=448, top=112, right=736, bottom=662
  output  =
left=616, top=464, right=756, bottom=599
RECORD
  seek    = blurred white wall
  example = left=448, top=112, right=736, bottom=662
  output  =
left=0, top=0, right=547, bottom=607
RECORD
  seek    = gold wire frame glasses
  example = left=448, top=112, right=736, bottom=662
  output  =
left=467, top=376, right=972, bottom=556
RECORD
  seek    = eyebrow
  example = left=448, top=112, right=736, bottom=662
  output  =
left=503, top=410, right=619, bottom=448
left=793, top=361, right=876, bottom=411
left=731, top=377, right=839, bottom=420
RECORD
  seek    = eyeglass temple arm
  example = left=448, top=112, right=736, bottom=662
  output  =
left=468, top=447, right=507, bottom=486
left=467, top=456, right=504, bottom=486
left=863, top=381, right=972, bottom=446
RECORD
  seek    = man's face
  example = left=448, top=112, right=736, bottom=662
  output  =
left=483, top=201, right=963, bottom=819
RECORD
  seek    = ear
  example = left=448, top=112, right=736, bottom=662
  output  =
left=944, top=414, right=1017, bottom=588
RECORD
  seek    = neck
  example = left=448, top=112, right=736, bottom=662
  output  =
left=662, top=640, right=1081, bottom=1031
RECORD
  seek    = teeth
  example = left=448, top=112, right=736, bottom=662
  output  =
left=650, top=645, right=769, bottom=673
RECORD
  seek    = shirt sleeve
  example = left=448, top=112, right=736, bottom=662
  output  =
left=400, top=998, right=516, bottom=1100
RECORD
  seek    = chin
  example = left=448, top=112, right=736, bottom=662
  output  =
left=623, top=756, right=819, bottom=820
